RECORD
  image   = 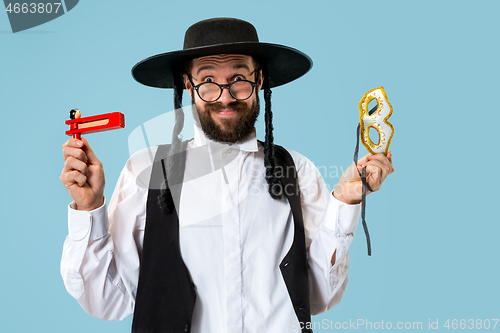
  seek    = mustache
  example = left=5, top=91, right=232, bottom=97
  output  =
left=205, top=101, right=249, bottom=113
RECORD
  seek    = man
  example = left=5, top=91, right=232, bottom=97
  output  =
left=60, top=18, right=393, bottom=333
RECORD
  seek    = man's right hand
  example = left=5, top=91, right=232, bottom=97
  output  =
left=60, top=137, right=105, bottom=211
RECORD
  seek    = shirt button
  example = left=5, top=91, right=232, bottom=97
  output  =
left=226, top=148, right=232, bottom=154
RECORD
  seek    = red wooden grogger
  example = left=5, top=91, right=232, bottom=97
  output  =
left=65, top=109, right=125, bottom=139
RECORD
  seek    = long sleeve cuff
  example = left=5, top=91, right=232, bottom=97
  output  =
left=68, top=197, right=109, bottom=242
left=323, top=191, right=361, bottom=235
left=308, top=193, right=361, bottom=314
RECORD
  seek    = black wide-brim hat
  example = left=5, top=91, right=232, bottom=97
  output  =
left=132, top=18, right=313, bottom=89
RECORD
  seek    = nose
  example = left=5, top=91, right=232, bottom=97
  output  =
left=218, top=85, right=235, bottom=104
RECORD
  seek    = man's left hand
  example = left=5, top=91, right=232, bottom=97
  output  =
left=333, top=151, right=394, bottom=204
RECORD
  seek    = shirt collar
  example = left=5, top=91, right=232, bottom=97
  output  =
left=193, top=124, right=259, bottom=152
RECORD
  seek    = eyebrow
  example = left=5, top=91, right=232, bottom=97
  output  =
left=232, top=64, right=251, bottom=72
left=195, top=64, right=252, bottom=76
left=195, top=65, right=215, bottom=75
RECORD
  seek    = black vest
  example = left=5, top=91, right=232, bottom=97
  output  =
left=132, top=142, right=313, bottom=333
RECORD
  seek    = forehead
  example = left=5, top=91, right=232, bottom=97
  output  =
left=190, top=54, right=257, bottom=76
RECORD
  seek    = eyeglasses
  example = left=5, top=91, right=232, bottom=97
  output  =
left=187, top=76, right=258, bottom=103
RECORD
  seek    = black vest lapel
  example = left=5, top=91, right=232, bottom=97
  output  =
left=132, top=142, right=196, bottom=333
left=273, top=144, right=313, bottom=333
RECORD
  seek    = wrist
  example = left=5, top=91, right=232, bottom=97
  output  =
left=332, top=190, right=361, bottom=205
left=75, top=196, right=104, bottom=211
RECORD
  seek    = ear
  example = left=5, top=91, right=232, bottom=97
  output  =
left=256, top=68, right=264, bottom=93
left=183, top=73, right=192, bottom=94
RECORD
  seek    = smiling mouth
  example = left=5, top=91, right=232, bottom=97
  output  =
left=214, top=109, right=237, bottom=116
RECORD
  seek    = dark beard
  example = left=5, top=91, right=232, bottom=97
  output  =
left=192, top=95, right=260, bottom=143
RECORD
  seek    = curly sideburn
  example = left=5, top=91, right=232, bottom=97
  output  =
left=158, top=72, right=185, bottom=214
left=262, top=69, right=282, bottom=199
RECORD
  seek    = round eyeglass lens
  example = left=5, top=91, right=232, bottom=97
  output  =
left=198, top=83, right=221, bottom=102
left=229, top=81, right=254, bottom=100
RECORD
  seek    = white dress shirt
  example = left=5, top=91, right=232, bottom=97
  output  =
left=61, top=124, right=361, bottom=333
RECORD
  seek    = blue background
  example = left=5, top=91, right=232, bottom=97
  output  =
left=1, top=0, right=498, bottom=332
